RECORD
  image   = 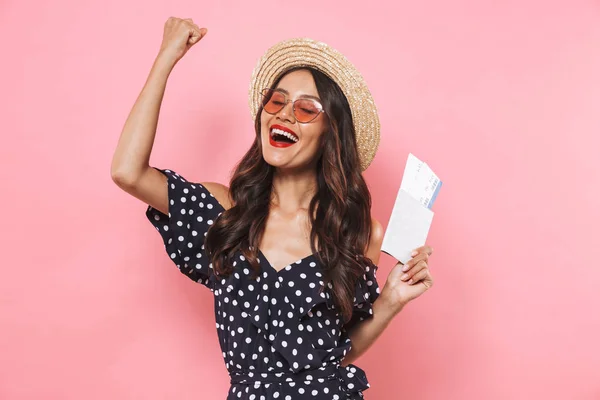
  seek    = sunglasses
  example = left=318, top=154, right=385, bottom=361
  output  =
left=260, top=88, right=325, bottom=123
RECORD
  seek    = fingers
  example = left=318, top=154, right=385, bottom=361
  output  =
left=401, top=251, right=428, bottom=272
left=401, top=244, right=435, bottom=288
left=421, top=277, right=433, bottom=289
left=411, top=245, right=433, bottom=257
left=407, top=267, right=430, bottom=285
left=188, top=27, right=201, bottom=44
left=181, top=18, right=199, bottom=44
left=402, top=244, right=433, bottom=275
left=400, top=259, right=428, bottom=283
left=165, top=17, right=206, bottom=45
left=188, top=25, right=207, bottom=45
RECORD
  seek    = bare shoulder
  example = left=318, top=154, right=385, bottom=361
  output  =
left=201, top=182, right=233, bottom=210
left=370, top=217, right=384, bottom=242
left=366, top=217, right=384, bottom=265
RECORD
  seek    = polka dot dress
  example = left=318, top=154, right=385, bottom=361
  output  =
left=146, top=169, right=381, bottom=399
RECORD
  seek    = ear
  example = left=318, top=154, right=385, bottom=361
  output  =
left=365, top=217, right=384, bottom=265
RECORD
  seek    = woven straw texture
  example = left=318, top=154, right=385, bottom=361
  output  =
left=248, top=38, right=380, bottom=171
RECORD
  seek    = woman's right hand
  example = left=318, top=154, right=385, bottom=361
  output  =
left=158, top=17, right=207, bottom=65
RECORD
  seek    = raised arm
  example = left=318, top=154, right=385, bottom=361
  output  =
left=110, top=17, right=208, bottom=215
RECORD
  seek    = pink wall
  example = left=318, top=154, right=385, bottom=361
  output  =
left=1, top=0, right=599, bottom=399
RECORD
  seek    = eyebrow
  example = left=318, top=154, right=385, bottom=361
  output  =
left=274, top=88, right=322, bottom=102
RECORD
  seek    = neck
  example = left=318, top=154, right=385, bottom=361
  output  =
left=270, top=167, right=318, bottom=212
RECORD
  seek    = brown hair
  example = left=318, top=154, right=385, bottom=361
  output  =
left=205, top=67, right=375, bottom=322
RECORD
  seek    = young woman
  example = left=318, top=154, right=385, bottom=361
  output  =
left=111, top=17, right=434, bottom=400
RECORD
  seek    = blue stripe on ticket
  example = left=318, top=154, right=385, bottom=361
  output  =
left=428, top=180, right=442, bottom=209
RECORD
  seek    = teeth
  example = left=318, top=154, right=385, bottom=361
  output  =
left=271, top=128, right=298, bottom=143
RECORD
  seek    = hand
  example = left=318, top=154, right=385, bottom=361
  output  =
left=380, top=245, right=434, bottom=313
left=158, top=17, right=207, bottom=64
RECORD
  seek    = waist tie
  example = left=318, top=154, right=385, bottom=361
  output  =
left=230, top=363, right=370, bottom=394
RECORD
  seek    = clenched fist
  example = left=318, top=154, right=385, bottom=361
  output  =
left=158, top=17, right=207, bottom=64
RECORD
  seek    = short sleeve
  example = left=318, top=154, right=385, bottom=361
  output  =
left=343, top=264, right=381, bottom=333
left=145, top=168, right=225, bottom=289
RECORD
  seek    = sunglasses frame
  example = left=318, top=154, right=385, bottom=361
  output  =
left=260, top=88, right=325, bottom=123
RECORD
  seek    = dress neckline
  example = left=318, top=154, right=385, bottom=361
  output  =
left=257, top=249, right=318, bottom=274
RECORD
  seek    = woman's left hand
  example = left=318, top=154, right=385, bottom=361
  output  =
left=380, top=245, right=434, bottom=313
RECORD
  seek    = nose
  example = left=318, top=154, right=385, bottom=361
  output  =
left=276, top=100, right=296, bottom=123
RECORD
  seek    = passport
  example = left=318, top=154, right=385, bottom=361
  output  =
left=381, top=153, right=442, bottom=264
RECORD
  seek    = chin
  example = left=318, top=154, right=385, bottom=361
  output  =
left=262, top=153, right=289, bottom=169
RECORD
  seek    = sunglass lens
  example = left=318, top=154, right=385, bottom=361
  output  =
left=261, top=89, right=285, bottom=114
left=295, top=99, right=321, bottom=122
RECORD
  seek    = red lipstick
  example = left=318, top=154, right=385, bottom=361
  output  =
left=269, top=124, right=298, bottom=148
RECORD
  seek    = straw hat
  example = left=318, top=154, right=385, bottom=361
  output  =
left=248, top=37, right=380, bottom=171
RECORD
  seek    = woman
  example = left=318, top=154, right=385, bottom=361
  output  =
left=111, top=17, right=434, bottom=400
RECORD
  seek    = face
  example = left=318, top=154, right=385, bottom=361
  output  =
left=260, top=69, right=329, bottom=171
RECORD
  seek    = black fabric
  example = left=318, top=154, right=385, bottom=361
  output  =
left=146, top=169, right=380, bottom=399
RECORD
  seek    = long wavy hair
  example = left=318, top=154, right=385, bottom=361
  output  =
left=205, top=66, right=375, bottom=322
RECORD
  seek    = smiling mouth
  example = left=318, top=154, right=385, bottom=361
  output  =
left=269, top=126, right=298, bottom=148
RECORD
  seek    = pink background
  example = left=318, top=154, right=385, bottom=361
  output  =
left=1, top=0, right=599, bottom=399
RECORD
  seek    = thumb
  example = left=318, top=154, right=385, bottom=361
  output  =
left=388, top=262, right=404, bottom=281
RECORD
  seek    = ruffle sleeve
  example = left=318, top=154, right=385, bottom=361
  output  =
left=343, top=264, right=381, bottom=333
left=145, top=168, right=225, bottom=289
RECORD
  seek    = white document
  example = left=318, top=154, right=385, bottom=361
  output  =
left=381, top=153, right=442, bottom=264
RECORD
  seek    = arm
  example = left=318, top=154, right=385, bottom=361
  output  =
left=341, top=289, right=403, bottom=366
left=342, top=219, right=434, bottom=365
left=110, top=52, right=175, bottom=215
left=342, top=218, right=404, bottom=366
left=111, top=18, right=222, bottom=215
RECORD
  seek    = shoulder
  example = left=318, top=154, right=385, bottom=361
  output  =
left=200, top=181, right=233, bottom=210
left=366, top=217, right=384, bottom=265
left=370, top=217, right=384, bottom=243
